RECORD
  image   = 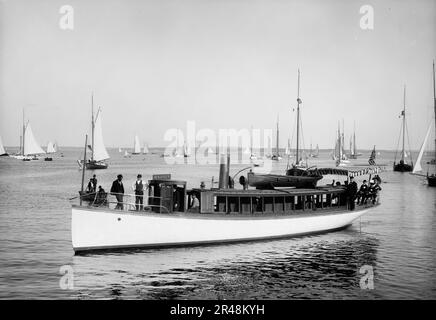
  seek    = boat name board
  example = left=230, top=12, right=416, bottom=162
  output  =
left=152, top=174, right=172, bottom=180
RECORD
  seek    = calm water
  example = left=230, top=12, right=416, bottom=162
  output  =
left=0, top=148, right=435, bottom=299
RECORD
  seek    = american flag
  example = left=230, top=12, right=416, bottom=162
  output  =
left=368, top=146, right=376, bottom=165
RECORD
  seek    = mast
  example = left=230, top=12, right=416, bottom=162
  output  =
left=276, top=115, right=279, bottom=157
left=402, top=85, right=406, bottom=161
left=296, top=69, right=301, bottom=165
left=80, top=134, right=88, bottom=206
left=433, top=60, right=436, bottom=160
left=250, top=125, right=253, bottom=155
left=91, top=93, right=95, bottom=161
left=353, top=121, right=356, bottom=155
left=22, top=109, right=25, bottom=155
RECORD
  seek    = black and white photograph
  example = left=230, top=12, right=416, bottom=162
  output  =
left=0, top=0, right=435, bottom=305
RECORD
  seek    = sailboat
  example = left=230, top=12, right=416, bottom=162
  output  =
left=124, top=150, right=131, bottom=158
left=80, top=94, right=110, bottom=169
left=288, top=69, right=307, bottom=169
left=143, top=143, right=149, bottom=155
left=132, top=135, right=141, bottom=155
left=249, top=69, right=323, bottom=187
left=308, top=143, right=319, bottom=158
left=348, top=122, right=362, bottom=159
left=413, top=61, right=436, bottom=186
left=249, top=126, right=257, bottom=160
left=183, top=141, right=191, bottom=158
left=118, top=147, right=122, bottom=153
left=333, top=122, right=349, bottom=166
left=271, top=117, right=282, bottom=161
left=393, top=86, right=413, bottom=172
left=23, top=121, right=46, bottom=160
left=0, top=136, right=8, bottom=156
left=285, top=138, right=291, bottom=157
left=44, top=141, right=56, bottom=161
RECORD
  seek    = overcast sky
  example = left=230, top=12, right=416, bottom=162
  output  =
left=0, top=0, right=435, bottom=150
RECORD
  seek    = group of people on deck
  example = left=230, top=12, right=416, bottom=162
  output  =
left=109, top=174, right=147, bottom=211
left=332, top=175, right=382, bottom=210
left=84, top=174, right=147, bottom=210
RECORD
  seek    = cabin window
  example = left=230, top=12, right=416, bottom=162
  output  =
left=295, top=196, right=304, bottom=210
left=253, top=197, right=263, bottom=213
left=240, top=197, right=251, bottom=214
left=285, top=196, right=294, bottom=211
left=275, top=197, right=284, bottom=213
left=315, top=195, right=322, bottom=209
left=264, top=197, right=274, bottom=213
left=305, top=195, right=313, bottom=210
left=216, top=196, right=226, bottom=212
left=228, top=197, right=239, bottom=213
left=326, top=193, right=333, bottom=207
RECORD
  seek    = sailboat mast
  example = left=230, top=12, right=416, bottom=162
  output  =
left=402, top=85, right=406, bottom=161
left=296, top=69, right=301, bottom=165
left=353, top=121, right=356, bottom=155
left=433, top=60, right=436, bottom=160
left=250, top=126, right=253, bottom=155
left=22, top=109, right=25, bottom=155
left=276, top=116, right=279, bottom=156
left=91, top=93, right=95, bottom=161
left=338, top=123, right=341, bottom=159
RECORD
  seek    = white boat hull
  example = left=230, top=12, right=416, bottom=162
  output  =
left=71, top=206, right=368, bottom=253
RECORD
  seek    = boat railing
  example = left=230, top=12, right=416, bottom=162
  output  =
left=77, top=191, right=170, bottom=213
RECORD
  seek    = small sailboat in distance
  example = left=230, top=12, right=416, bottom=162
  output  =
left=0, top=136, right=8, bottom=156
left=348, top=122, right=362, bottom=159
left=79, top=94, right=110, bottom=169
left=23, top=121, right=46, bottom=160
left=414, top=61, right=436, bottom=186
left=143, top=143, right=149, bottom=155
left=44, top=141, right=56, bottom=161
left=183, top=141, right=191, bottom=157
left=333, top=122, right=350, bottom=166
left=132, top=135, right=141, bottom=155
left=271, top=116, right=282, bottom=161
left=393, top=86, right=414, bottom=172
left=309, top=143, right=319, bottom=158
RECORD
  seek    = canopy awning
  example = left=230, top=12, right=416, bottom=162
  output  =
left=308, top=166, right=386, bottom=177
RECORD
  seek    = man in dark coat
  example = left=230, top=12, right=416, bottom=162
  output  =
left=110, top=174, right=124, bottom=210
left=347, top=176, right=358, bottom=210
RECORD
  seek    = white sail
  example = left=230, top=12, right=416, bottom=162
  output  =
left=46, top=141, right=56, bottom=153
left=124, top=150, right=129, bottom=157
left=184, top=142, right=191, bottom=156
left=118, top=147, right=122, bottom=153
left=413, top=124, right=432, bottom=173
left=244, top=147, right=251, bottom=154
left=133, top=135, right=141, bottom=154
left=0, top=136, right=6, bottom=155
left=23, top=123, right=45, bottom=155
left=92, top=110, right=110, bottom=161
left=143, top=143, right=149, bottom=154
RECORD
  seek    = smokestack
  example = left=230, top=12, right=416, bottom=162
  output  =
left=218, top=154, right=228, bottom=189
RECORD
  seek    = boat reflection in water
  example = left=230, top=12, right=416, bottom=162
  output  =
left=70, top=232, right=379, bottom=299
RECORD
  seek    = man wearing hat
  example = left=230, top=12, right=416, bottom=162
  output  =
left=110, top=174, right=125, bottom=210
left=356, top=180, right=368, bottom=205
left=132, top=174, right=147, bottom=211
left=347, top=176, right=358, bottom=210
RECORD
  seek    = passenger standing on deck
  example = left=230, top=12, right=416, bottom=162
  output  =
left=87, top=174, right=97, bottom=193
left=90, top=174, right=97, bottom=192
left=110, top=174, right=124, bottom=210
left=132, top=174, right=146, bottom=211
left=347, top=176, right=358, bottom=210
